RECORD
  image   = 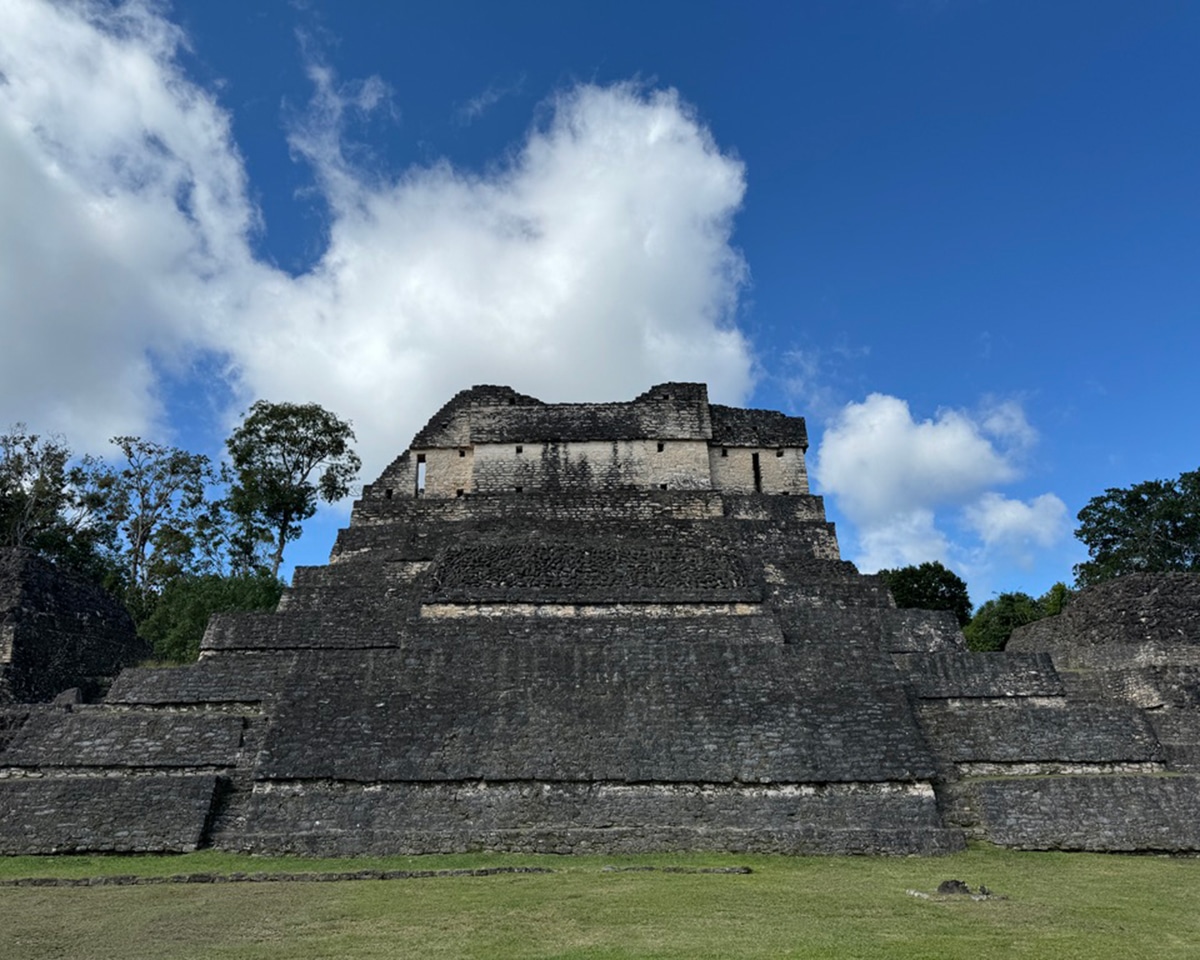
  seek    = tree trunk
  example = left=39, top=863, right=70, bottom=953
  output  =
left=270, top=518, right=288, bottom=578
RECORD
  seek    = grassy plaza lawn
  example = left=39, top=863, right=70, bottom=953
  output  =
left=1, top=844, right=1197, bottom=959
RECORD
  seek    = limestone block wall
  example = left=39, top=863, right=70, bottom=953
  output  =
left=466, top=397, right=713, bottom=446
left=349, top=490, right=832, bottom=531
left=366, top=383, right=812, bottom=501
left=107, top=654, right=296, bottom=704
left=917, top=700, right=1161, bottom=765
left=427, top=534, right=757, bottom=604
left=1, top=709, right=248, bottom=769
left=416, top=446, right=474, bottom=497
left=256, top=645, right=938, bottom=784
left=469, top=439, right=714, bottom=494
left=709, top=402, right=809, bottom=449
left=369, top=450, right=418, bottom=500
left=969, top=775, right=1200, bottom=851
left=896, top=651, right=1064, bottom=698
left=0, top=775, right=220, bottom=854
left=708, top=446, right=808, bottom=495
left=377, top=442, right=809, bottom=500
left=200, top=607, right=787, bottom=652
left=234, top=779, right=960, bottom=857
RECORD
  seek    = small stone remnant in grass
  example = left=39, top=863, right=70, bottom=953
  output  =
left=907, top=880, right=1004, bottom=901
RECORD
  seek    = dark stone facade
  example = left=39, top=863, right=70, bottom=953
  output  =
left=0, top=385, right=1198, bottom=856
left=0, top=548, right=144, bottom=704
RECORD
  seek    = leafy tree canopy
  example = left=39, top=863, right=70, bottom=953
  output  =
left=1074, top=468, right=1200, bottom=587
left=0, top=424, right=114, bottom=579
left=99, top=437, right=216, bottom=594
left=1038, top=581, right=1074, bottom=617
left=878, top=560, right=972, bottom=626
left=138, top=572, right=284, bottom=662
left=226, top=401, right=361, bottom=577
left=964, top=591, right=1043, bottom=652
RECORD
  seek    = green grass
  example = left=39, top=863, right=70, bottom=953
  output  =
left=1, top=846, right=1197, bottom=959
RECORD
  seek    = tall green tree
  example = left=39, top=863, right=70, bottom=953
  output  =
left=100, top=437, right=216, bottom=594
left=878, top=560, right=972, bottom=626
left=1074, top=468, right=1200, bottom=587
left=0, top=425, right=113, bottom=575
left=226, top=401, right=361, bottom=577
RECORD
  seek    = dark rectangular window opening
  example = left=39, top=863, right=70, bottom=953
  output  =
left=514, top=486, right=523, bottom=493
left=415, top=454, right=427, bottom=495
left=459, top=448, right=466, bottom=458
left=657, top=442, right=664, bottom=452
left=456, top=488, right=464, bottom=498
left=659, top=483, right=667, bottom=490
left=384, top=487, right=393, bottom=500
left=776, top=449, right=784, bottom=458
left=516, top=445, right=523, bottom=454
left=720, top=447, right=728, bottom=458
left=752, top=452, right=762, bottom=493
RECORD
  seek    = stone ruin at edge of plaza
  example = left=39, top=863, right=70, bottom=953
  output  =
left=1, top=382, right=1199, bottom=856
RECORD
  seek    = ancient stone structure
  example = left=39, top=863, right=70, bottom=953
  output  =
left=0, top=384, right=1197, bottom=856
left=0, top=548, right=144, bottom=704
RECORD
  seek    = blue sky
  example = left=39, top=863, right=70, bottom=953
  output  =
left=1, top=0, right=1197, bottom=608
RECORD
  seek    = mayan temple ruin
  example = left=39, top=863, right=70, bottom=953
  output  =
left=1, top=382, right=1199, bottom=856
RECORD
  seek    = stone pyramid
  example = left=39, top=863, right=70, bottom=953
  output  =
left=1, top=384, right=1197, bottom=855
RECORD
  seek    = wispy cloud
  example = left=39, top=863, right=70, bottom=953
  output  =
left=455, top=75, right=526, bottom=125
left=778, top=341, right=870, bottom=422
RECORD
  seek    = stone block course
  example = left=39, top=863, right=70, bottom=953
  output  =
left=257, top=644, right=936, bottom=784
left=106, top=654, right=296, bottom=704
left=233, top=779, right=958, bottom=857
left=971, top=775, right=1200, bottom=851
left=918, top=701, right=1160, bottom=764
left=0, top=775, right=220, bottom=854
left=897, top=651, right=1064, bottom=698
left=2, top=709, right=246, bottom=768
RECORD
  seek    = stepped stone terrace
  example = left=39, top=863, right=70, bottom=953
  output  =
left=1, top=383, right=1198, bottom=856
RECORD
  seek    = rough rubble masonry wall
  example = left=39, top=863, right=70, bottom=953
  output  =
left=0, top=548, right=145, bottom=703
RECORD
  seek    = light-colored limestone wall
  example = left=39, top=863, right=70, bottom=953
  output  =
left=762, top=447, right=809, bottom=494
left=375, top=441, right=806, bottom=499
left=373, top=457, right=417, bottom=499
left=471, top=440, right=712, bottom=493
left=421, top=602, right=763, bottom=619
left=472, top=442, right=550, bottom=492
left=419, top=447, right=474, bottom=498
left=708, top=447, right=808, bottom=495
left=709, top=447, right=755, bottom=494
left=627, top=440, right=711, bottom=490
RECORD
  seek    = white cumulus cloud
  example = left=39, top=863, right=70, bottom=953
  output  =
left=0, top=0, right=754, bottom=479
left=814, top=393, right=1066, bottom=573
left=964, top=491, right=1069, bottom=559
left=0, top=0, right=258, bottom=442
left=815, top=393, right=1017, bottom=525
